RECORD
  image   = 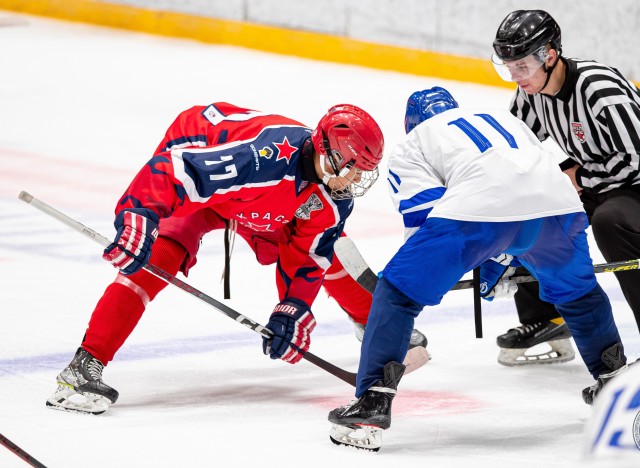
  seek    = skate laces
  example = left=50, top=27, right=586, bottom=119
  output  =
left=85, top=358, right=104, bottom=381
left=514, top=322, right=543, bottom=337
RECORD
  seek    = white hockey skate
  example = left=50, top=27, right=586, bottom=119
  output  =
left=498, top=339, right=576, bottom=366
left=47, top=384, right=112, bottom=415
left=497, top=319, right=575, bottom=366
left=329, top=423, right=383, bottom=451
left=46, top=347, right=119, bottom=415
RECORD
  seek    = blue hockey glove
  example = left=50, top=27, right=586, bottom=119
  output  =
left=262, top=299, right=316, bottom=364
left=103, top=208, right=160, bottom=275
left=479, top=254, right=519, bottom=301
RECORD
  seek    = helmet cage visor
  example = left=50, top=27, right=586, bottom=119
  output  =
left=319, top=130, right=378, bottom=200
left=327, top=165, right=379, bottom=200
left=491, top=45, right=549, bottom=82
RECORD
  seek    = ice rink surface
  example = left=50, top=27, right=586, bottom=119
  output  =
left=0, top=12, right=638, bottom=467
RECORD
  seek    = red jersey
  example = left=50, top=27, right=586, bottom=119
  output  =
left=116, top=103, right=354, bottom=307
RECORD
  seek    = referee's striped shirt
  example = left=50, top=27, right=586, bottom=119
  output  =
left=509, top=57, right=640, bottom=194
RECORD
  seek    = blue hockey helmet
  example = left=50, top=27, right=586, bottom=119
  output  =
left=404, top=87, right=459, bottom=133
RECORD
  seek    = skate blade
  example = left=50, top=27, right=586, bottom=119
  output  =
left=498, top=339, right=576, bottom=366
left=329, top=424, right=382, bottom=452
left=46, top=385, right=111, bottom=415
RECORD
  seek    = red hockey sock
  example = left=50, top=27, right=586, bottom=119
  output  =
left=322, top=255, right=372, bottom=324
left=82, top=237, right=187, bottom=364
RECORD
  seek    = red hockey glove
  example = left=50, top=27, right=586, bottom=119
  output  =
left=103, top=208, right=160, bottom=275
left=262, top=299, right=316, bottom=364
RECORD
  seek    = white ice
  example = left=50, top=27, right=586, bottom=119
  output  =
left=0, top=12, right=638, bottom=468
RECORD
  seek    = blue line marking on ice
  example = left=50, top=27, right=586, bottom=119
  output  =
left=0, top=325, right=350, bottom=378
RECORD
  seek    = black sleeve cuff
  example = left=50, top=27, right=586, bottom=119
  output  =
left=574, top=166, right=585, bottom=188
left=559, top=158, right=577, bottom=171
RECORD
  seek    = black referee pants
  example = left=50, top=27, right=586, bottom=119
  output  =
left=511, top=185, right=640, bottom=334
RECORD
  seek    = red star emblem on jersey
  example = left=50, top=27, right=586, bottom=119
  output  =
left=274, top=136, right=298, bottom=164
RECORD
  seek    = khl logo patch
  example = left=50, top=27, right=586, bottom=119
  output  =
left=295, top=193, right=323, bottom=220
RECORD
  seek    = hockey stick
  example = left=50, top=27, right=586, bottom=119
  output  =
left=472, top=268, right=482, bottom=339
left=0, top=433, right=47, bottom=468
left=18, top=191, right=357, bottom=387
left=334, top=237, right=640, bottom=295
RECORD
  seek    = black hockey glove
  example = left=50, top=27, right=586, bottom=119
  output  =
left=262, top=299, right=316, bottom=364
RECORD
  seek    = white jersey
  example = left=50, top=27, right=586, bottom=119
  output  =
left=582, top=364, right=640, bottom=463
left=387, top=107, right=584, bottom=236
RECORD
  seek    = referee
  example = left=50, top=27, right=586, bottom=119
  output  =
left=488, top=10, right=638, bottom=383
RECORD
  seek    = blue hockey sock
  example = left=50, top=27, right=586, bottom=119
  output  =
left=555, top=283, right=624, bottom=378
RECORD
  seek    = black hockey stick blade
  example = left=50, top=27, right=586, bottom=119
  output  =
left=0, top=433, right=47, bottom=468
left=335, top=237, right=640, bottom=294
left=19, top=191, right=357, bottom=387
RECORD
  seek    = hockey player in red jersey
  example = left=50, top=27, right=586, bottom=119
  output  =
left=46, top=102, right=427, bottom=415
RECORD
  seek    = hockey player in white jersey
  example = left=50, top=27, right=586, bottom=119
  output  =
left=328, top=87, right=629, bottom=451
left=582, top=362, right=640, bottom=464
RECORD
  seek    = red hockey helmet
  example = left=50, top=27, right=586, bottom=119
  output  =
left=311, top=104, right=384, bottom=172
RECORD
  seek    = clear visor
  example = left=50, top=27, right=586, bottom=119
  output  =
left=491, top=46, right=549, bottom=82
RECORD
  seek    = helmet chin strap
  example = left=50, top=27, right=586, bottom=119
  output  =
left=540, top=53, right=559, bottom=94
left=318, top=153, right=351, bottom=185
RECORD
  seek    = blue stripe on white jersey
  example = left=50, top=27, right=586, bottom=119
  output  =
left=398, top=186, right=446, bottom=227
left=388, top=169, right=401, bottom=194
left=402, top=210, right=430, bottom=228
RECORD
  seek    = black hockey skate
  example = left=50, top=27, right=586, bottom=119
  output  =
left=46, top=347, right=119, bottom=415
left=582, top=342, right=627, bottom=405
left=496, top=318, right=575, bottom=366
left=328, top=361, right=405, bottom=451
